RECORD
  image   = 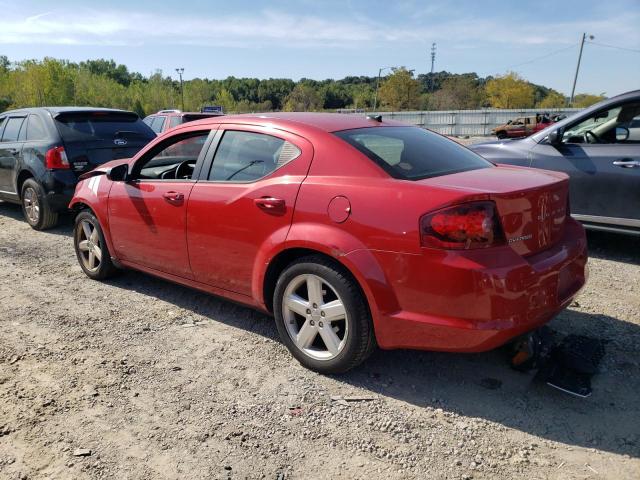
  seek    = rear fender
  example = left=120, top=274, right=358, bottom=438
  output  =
left=253, top=222, right=401, bottom=327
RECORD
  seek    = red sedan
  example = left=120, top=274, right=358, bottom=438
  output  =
left=70, top=113, right=588, bottom=373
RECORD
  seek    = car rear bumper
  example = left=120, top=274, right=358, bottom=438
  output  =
left=367, top=218, right=588, bottom=352
left=42, top=170, right=78, bottom=212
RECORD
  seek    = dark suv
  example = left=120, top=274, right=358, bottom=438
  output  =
left=143, top=110, right=224, bottom=135
left=0, top=107, right=155, bottom=230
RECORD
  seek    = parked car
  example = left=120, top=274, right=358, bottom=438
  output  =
left=143, top=109, right=224, bottom=135
left=471, top=90, right=640, bottom=236
left=492, top=113, right=555, bottom=139
left=70, top=113, right=587, bottom=373
left=0, top=107, right=155, bottom=230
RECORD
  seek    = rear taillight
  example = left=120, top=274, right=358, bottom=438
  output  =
left=45, top=146, right=70, bottom=169
left=420, top=201, right=506, bottom=250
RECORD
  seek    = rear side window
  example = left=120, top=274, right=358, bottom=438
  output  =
left=150, top=116, right=166, bottom=133
left=209, top=130, right=300, bottom=182
left=1, top=117, right=26, bottom=142
left=26, top=115, right=47, bottom=141
left=55, top=112, right=155, bottom=143
left=335, top=127, right=491, bottom=180
left=169, top=116, right=182, bottom=129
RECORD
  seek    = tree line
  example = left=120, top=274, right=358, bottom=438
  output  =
left=0, top=56, right=605, bottom=117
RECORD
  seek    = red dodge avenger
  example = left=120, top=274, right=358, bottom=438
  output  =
left=70, top=113, right=587, bottom=373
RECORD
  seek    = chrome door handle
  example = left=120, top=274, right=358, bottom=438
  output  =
left=612, top=159, right=640, bottom=168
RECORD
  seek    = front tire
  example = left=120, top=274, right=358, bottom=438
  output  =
left=73, top=210, right=118, bottom=280
left=496, top=131, right=507, bottom=140
left=273, top=256, right=376, bottom=374
left=21, top=178, right=58, bottom=230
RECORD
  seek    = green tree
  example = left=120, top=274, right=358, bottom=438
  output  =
left=537, top=91, right=566, bottom=108
left=428, top=76, right=483, bottom=110
left=572, top=93, right=606, bottom=108
left=378, top=67, right=421, bottom=111
left=283, top=84, right=322, bottom=111
left=485, top=72, right=535, bottom=109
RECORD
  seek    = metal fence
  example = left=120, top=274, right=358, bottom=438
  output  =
left=338, top=108, right=582, bottom=136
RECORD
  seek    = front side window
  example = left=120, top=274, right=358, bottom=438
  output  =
left=26, top=115, right=47, bottom=141
left=134, top=131, right=210, bottom=181
left=335, top=127, right=492, bottom=181
left=1, top=117, right=26, bottom=142
left=562, top=101, right=640, bottom=144
left=208, top=130, right=300, bottom=182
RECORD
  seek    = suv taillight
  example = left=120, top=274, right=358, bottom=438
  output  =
left=420, top=201, right=506, bottom=250
left=45, top=146, right=70, bottom=169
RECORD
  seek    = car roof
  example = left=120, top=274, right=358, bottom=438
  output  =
left=181, top=112, right=409, bottom=133
left=0, top=106, right=136, bottom=117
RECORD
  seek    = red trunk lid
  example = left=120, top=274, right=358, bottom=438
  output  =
left=420, top=165, right=569, bottom=255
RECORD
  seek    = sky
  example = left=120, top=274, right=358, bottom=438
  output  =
left=1, top=0, right=639, bottom=96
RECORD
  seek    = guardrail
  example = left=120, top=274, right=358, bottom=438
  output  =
left=337, top=108, right=582, bottom=136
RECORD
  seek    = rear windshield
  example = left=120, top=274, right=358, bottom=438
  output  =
left=335, top=127, right=492, bottom=180
left=55, top=112, right=156, bottom=143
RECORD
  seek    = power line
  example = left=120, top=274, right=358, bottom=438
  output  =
left=585, top=40, right=640, bottom=54
left=506, top=43, right=579, bottom=69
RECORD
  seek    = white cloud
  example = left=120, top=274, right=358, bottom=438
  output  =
left=0, top=6, right=637, bottom=50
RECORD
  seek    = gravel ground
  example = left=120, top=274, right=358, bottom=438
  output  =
left=0, top=200, right=639, bottom=480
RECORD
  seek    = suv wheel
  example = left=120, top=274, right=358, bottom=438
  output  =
left=273, top=256, right=376, bottom=374
left=73, top=210, right=119, bottom=280
left=21, top=178, right=58, bottom=230
left=496, top=131, right=507, bottom=139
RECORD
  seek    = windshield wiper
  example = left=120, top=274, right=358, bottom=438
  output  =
left=226, top=160, right=263, bottom=181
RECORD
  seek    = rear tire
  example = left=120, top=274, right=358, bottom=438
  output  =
left=21, top=178, right=58, bottom=230
left=73, top=210, right=119, bottom=280
left=273, top=256, right=376, bottom=374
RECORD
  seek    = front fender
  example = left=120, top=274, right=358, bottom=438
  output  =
left=69, top=174, right=116, bottom=256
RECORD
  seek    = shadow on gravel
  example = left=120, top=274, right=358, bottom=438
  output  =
left=5, top=198, right=637, bottom=458
left=587, top=230, right=640, bottom=266
left=104, top=267, right=640, bottom=460
left=0, top=201, right=74, bottom=237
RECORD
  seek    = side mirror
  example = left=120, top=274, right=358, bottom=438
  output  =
left=547, top=129, right=562, bottom=145
left=615, top=126, right=629, bottom=142
left=107, top=163, right=129, bottom=182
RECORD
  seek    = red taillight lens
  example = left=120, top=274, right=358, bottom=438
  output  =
left=45, top=146, right=70, bottom=169
left=420, top=201, right=506, bottom=250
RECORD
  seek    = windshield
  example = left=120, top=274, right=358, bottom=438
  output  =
left=335, top=127, right=492, bottom=180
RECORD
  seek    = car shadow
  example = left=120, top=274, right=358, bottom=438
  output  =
left=587, top=229, right=640, bottom=266
left=103, top=268, right=640, bottom=459
left=0, top=201, right=74, bottom=237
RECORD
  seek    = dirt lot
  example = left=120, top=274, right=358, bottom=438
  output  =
left=0, top=201, right=639, bottom=480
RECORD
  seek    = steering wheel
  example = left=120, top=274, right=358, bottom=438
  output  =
left=175, top=160, right=194, bottom=180
left=584, top=130, right=601, bottom=144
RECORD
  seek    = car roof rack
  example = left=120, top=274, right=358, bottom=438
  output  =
left=157, top=109, right=182, bottom=114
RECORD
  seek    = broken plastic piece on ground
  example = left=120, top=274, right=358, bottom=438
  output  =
left=508, top=328, right=605, bottom=398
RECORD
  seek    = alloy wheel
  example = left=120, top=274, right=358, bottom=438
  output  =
left=23, top=187, right=40, bottom=224
left=77, top=220, right=103, bottom=272
left=282, top=274, right=349, bottom=360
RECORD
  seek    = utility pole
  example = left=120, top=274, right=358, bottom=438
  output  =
left=175, top=67, right=185, bottom=111
left=373, top=66, right=394, bottom=112
left=569, top=33, right=593, bottom=106
left=429, top=43, right=436, bottom=92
